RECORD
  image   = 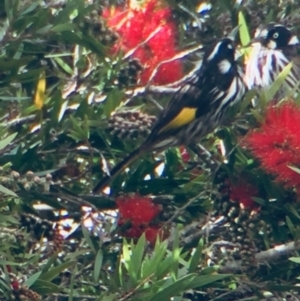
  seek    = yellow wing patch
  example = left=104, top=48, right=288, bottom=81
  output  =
left=158, top=107, right=197, bottom=134
left=34, top=71, right=46, bottom=110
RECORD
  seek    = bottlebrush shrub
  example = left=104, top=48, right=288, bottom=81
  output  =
left=116, top=194, right=165, bottom=243
left=103, top=0, right=184, bottom=85
left=229, top=178, right=259, bottom=211
left=244, top=101, right=300, bottom=193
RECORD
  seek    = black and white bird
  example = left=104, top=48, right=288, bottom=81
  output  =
left=93, top=38, right=248, bottom=193
left=245, top=23, right=300, bottom=97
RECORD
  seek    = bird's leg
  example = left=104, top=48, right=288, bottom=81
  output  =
left=187, top=143, right=220, bottom=173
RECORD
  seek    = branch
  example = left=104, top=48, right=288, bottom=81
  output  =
left=220, top=240, right=300, bottom=273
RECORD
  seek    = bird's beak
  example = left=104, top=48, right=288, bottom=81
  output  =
left=288, top=35, right=300, bottom=45
left=227, top=25, right=240, bottom=41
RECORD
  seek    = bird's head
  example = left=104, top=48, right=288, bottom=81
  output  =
left=204, top=38, right=240, bottom=75
left=251, top=23, right=299, bottom=50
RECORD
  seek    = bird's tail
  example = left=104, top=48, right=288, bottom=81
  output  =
left=92, top=147, right=144, bottom=194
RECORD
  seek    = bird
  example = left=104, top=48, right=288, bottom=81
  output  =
left=93, top=38, right=247, bottom=194
left=245, top=23, right=300, bottom=97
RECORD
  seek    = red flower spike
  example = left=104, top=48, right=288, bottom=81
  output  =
left=103, top=0, right=183, bottom=85
left=244, top=101, right=300, bottom=191
left=230, top=179, right=259, bottom=210
left=116, top=194, right=161, bottom=225
left=180, top=146, right=190, bottom=163
left=116, top=194, right=164, bottom=242
left=11, top=280, right=19, bottom=291
left=145, top=226, right=162, bottom=244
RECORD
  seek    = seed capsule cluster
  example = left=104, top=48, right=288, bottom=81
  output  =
left=107, top=110, right=157, bottom=140
left=117, top=59, right=144, bottom=88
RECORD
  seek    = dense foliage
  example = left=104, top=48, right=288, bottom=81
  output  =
left=1, top=0, right=300, bottom=300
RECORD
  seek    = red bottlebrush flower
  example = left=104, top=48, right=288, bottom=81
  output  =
left=11, top=280, right=19, bottom=291
left=103, top=0, right=183, bottom=85
left=179, top=146, right=190, bottom=163
left=116, top=194, right=164, bottom=243
left=230, top=179, right=259, bottom=210
left=116, top=194, right=161, bottom=225
left=244, top=101, right=300, bottom=191
left=145, top=226, right=163, bottom=244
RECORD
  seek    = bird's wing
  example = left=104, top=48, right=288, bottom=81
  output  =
left=147, top=76, right=216, bottom=140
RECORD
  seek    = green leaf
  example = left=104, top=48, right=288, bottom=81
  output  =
left=51, top=24, right=77, bottom=33
left=238, top=11, right=251, bottom=47
left=286, top=216, right=296, bottom=239
left=264, top=63, right=293, bottom=102
left=31, top=279, right=60, bottom=294
left=142, top=240, right=168, bottom=278
left=122, top=239, right=135, bottom=280
left=25, top=271, right=42, bottom=288
left=94, top=249, right=103, bottom=282
left=150, top=274, right=230, bottom=301
left=290, top=257, right=300, bottom=264
left=0, top=133, right=17, bottom=151
left=97, top=294, right=118, bottom=301
left=40, top=261, right=76, bottom=281
left=188, top=239, right=203, bottom=273
left=0, top=184, right=17, bottom=197
left=20, top=2, right=39, bottom=15
left=82, top=226, right=96, bottom=253
left=103, top=89, right=125, bottom=117
left=130, top=234, right=146, bottom=280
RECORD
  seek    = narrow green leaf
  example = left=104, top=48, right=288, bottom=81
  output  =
left=0, top=133, right=17, bottom=151
left=82, top=226, right=96, bottom=253
left=286, top=216, right=296, bottom=239
left=264, top=63, right=293, bottom=101
left=238, top=11, right=250, bottom=47
left=36, top=24, right=53, bottom=34
left=149, top=274, right=196, bottom=301
left=290, top=257, right=300, bottom=264
left=188, top=239, right=203, bottom=273
left=97, top=294, right=117, bottom=301
left=0, top=184, right=17, bottom=197
left=20, top=2, right=39, bottom=15
left=122, top=240, right=134, bottom=279
left=94, top=249, right=103, bottom=282
left=32, top=279, right=60, bottom=294
left=25, top=271, right=42, bottom=288
left=41, top=254, right=58, bottom=274
left=149, top=274, right=230, bottom=301
left=52, top=24, right=77, bottom=32
left=131, top=234, right=146, bottom=279
left=40, top=261, right=76, bottom=281
left=142, top=241, right=167, bottom=278
left=103, top=89, right=124, bottom=117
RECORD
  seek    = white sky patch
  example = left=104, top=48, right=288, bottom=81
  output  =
left=288, top=36, right=300, bottom=45
left=257, top=28, right=268, bottom=38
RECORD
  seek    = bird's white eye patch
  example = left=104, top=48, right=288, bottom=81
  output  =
left=218, top=59, right=231, bottom=74
left=227, top=43, right=233, bottom=49
left=273, top=32, right=279, bottom=39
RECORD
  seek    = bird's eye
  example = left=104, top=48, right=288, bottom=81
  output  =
left=227, top=43, right=233, bottom=49
left=273, top=32, right=279, bottom=39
